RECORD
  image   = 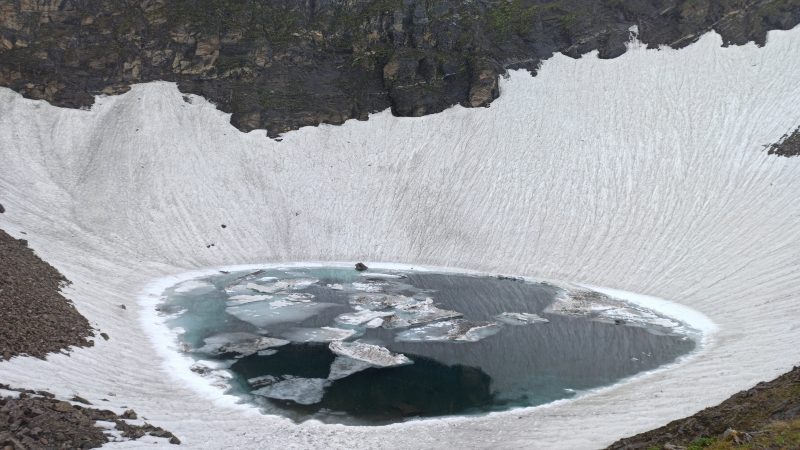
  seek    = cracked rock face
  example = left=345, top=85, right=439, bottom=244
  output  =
left=1, top=0, right=797, bottom=137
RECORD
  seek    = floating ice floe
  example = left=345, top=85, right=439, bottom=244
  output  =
left=173, top=280, right=215, bottom=293
left=360, top=272, right=405, bottom=279
left=329, top=341, right=413, bottom=367
left=196, top=332, right=289, bottom=357
left=351, top=281, right=386, bottom=293
left=349, top=293, right=417, bottom=310
left=365, top=317, right=385, bottom=328
left=281, top=327, right=357, bottom=342
left=381, top=298, right=462, bottom=329
left=247, top=374, right=290, bottom=388
left=495, top=312, right=550, bottom=325
left=395, top=319, right=503, bottom=342
left=225, top=301, right=334, bottom=327
left=546, top=289, right=682, bottom=333
left=327, top=356, right=375, bottom=380
left=252, top=377, right=330, bottom=405
left=334, top=309, right=395, bottom=326
left=245, top=278, right=319, bottom=294
left=189, top=360, right=235, bottom=389
left=227, top=294, right=273, bottom=306
left=327, top=283, right=344, bottom=290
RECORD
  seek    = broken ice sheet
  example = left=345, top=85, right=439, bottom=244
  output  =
left=495, top=312, right=549, bottom=325
left=334, top=309, right=394, bottom=326
left=173, top=280, right=215, bottom=294
left=329, top=341, right=412, bottom=367
left=225, top=300, right=334, bottom=327
left=281, top=327, right=357, bottom=343
left=252, top=377, right=330, bottom=405
left=395, top=319, right=502, bottom=342
left=327, top=356, right=375, bottom=381
left=227, top=294, right=272, bottom=306
left=196, top=332, right=289, bottom=357
left=381, top=298, right=462, bottom=329
left=246, top=278, right=319, bottom=294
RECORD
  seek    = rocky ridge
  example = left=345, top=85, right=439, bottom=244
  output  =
left=606, top=365, right=800, bottom=449
left=768, top=126, right=800, bottom=157
left=1, top=0, right=798, bottom=136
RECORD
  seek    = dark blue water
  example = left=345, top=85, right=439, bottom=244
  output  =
left=160, top=266, right=695, bottom=425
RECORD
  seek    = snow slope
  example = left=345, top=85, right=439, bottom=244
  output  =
left=1, top=28, right=800, bottom=449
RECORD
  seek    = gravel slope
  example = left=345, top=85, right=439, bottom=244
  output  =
left=0, top=229, right=93, bottom=361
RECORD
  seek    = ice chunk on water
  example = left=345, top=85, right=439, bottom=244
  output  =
left=334, top=309, right=394, bottom=326
left=495, top=312, right=550, bottom=325
left=382, top=297, right=462, bottom=329
left=252, top=377, right=330, bottom=405
left=189, top=360, right=235, bottom=389
left=246, top=278, right=319, bottom=294
left=281, top=327, right=357, bottom=343
left=247, top=374, right=293, bottom=388
left=197, top=332, right=289, bottom=357
left=347, top=294, right=461, bottom=329
left=327, top=356, right=375, bottom=381
left=246, top=282, right=282, bottom=294
left=329, top=341, right=412, bottom=367
left=360, top=272, right=405, bottom=279
left=349, top=293, right=417, bottom=310
left=365, top=317, right=384, bottom=328
left=284, top=292, right=314, bottom=302
left=351, top=281, right=386, bottom=293
left=395, top=320, right=502, bottom=342
left=327, top=283, right=344, bottom=290
left=546, top=289, right=682, bottom=333
left=226, top=301, right=334, bottom=327
left=227, top=294, right=272, bottom=306
left=174, top=280, right=215, bottom=293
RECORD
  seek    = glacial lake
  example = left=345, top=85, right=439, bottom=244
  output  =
left=158, top=266, right=696, bottom=425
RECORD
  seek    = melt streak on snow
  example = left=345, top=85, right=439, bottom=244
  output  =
left=1, top=28, right=800, bottom=449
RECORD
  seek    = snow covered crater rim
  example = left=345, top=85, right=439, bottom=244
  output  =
left=138, top=261, right=718, bottom=422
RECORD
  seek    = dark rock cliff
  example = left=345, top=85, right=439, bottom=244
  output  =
left=1, top=0, right=798, bottom=136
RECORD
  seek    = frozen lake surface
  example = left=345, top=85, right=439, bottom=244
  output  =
left=162, top=267, right=695, bottom=424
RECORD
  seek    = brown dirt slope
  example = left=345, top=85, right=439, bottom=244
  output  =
left=606, top=365, right=800, bottom=450
left=0, top=229, right=94, bottom=360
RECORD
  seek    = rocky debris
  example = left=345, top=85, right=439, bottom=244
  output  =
left=606, top=365, right=800, bottom=449
left=355, top=262, right=368, bottom=272
left=70, top=396, right=91, bottom=405
left=0, top=386, right=179, bottom=448
left=0, top=0, right=797, bottom=137
left=767, top=126, right=800, bottom=157
left=0, top=203, right=4, bottom=213
left=0, top=229, right=94, bottom=361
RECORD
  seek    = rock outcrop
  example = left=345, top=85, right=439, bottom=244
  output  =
left=1, top=0, right=797, bottom=137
